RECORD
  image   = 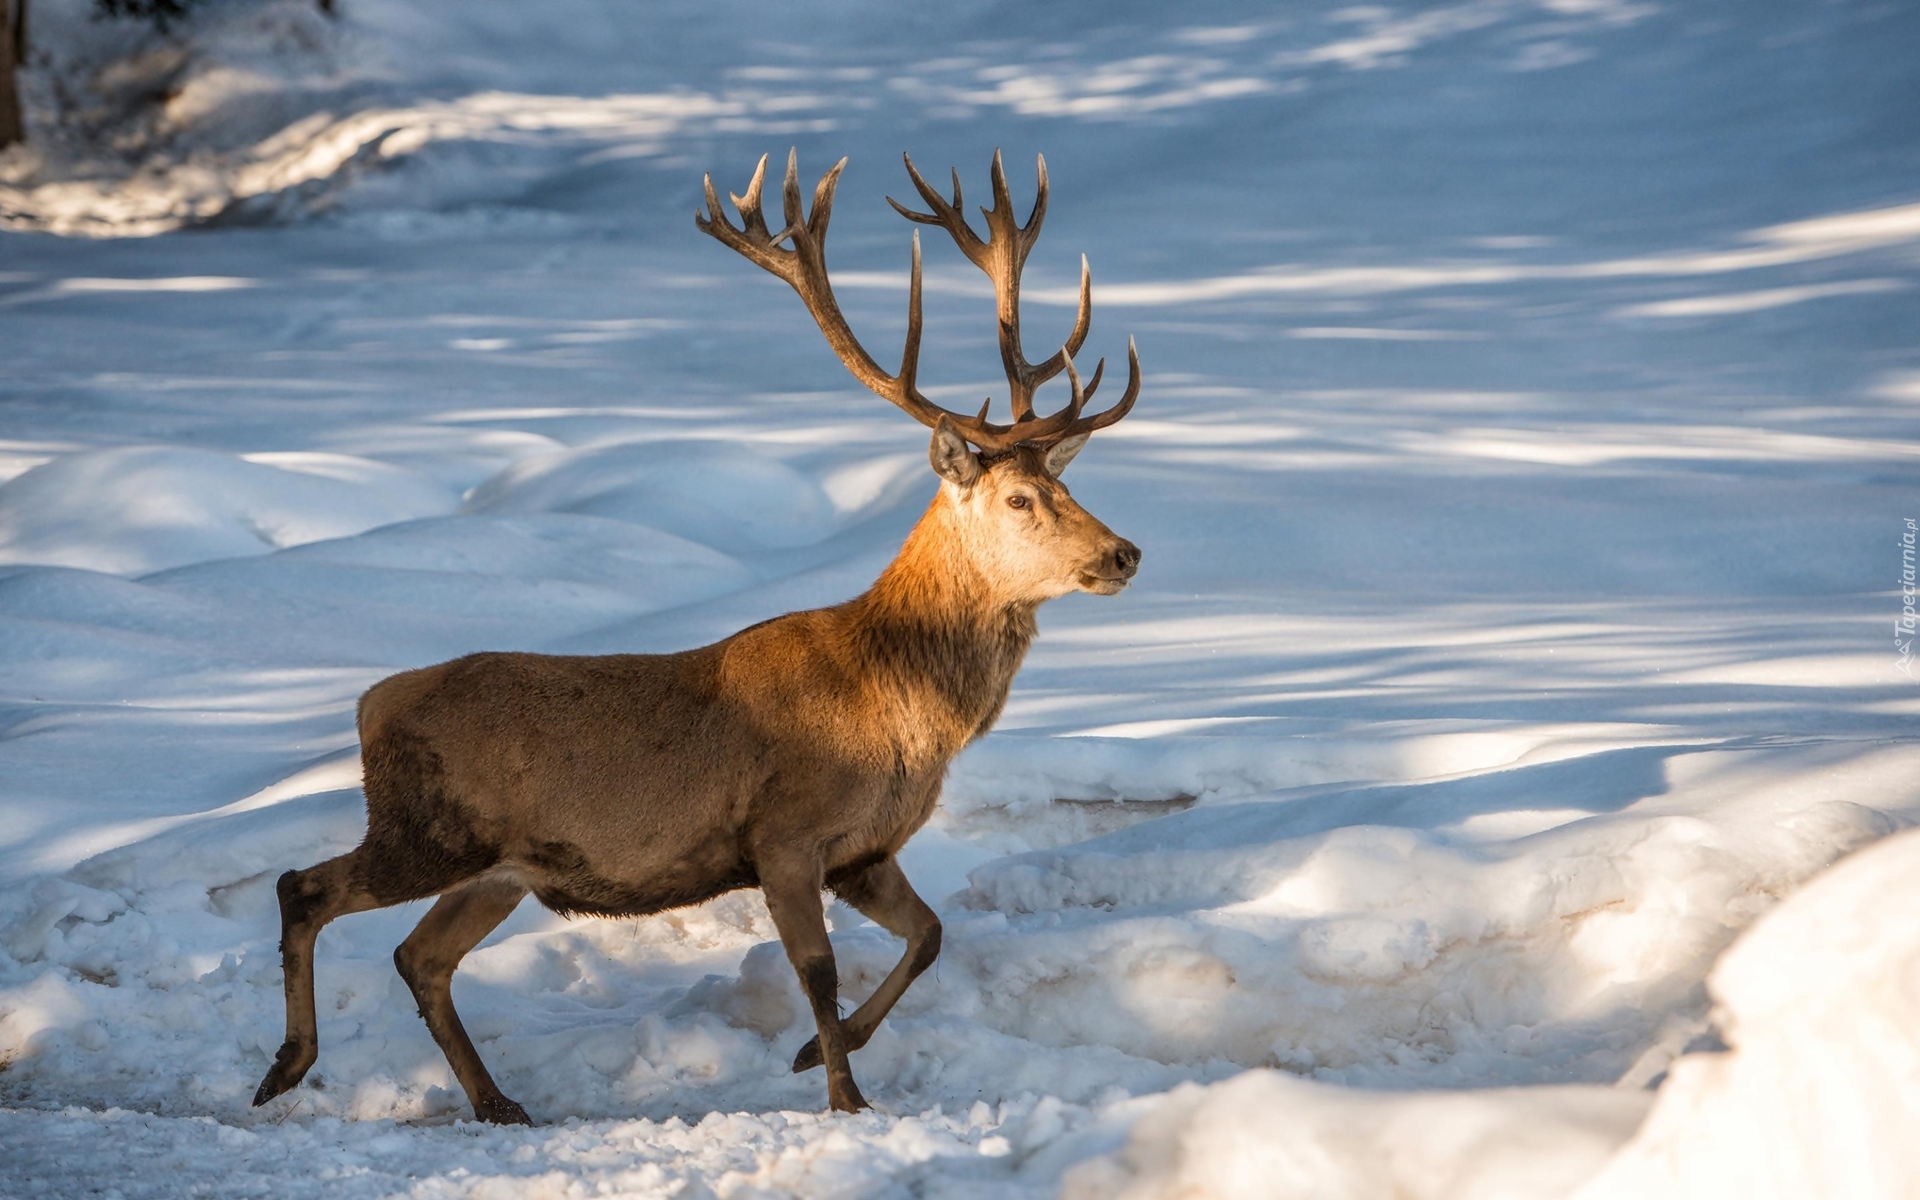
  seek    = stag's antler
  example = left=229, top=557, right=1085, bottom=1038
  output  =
left=697, top=149, right=1138, bottom=454
left=891, top=150, right=1084, bottom=422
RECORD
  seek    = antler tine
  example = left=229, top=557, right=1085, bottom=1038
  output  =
left=700, top=170, right=782, bottom=276
left=1080, top=335, right=1142, bottom=434
left=780, top=148, right=807, bottom=239
left=899, top=232, right=924, bottom=394
left=887, top=154, right=988, bottom=264
left=1061, top=349, right=1090, bottom=419
left=986, top=149, right=1014, bottom=237
left=1079, top=354, right=1107, bottom=403
left=1016, top=254, right=1093, bottom=412
left=980, top=150, right=1044, bottom=266
left=728, top=154, right=771, bottom=236
left=1027, top=153, right=1049, bottom=241
left=1003, top=336, right=1141, bottom=449
left=808, top=154, right=846, bottom=245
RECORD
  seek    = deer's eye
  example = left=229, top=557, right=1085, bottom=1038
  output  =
left=1007, top=494, right=1031, bottom=511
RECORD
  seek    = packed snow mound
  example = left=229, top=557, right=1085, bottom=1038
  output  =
left=135, top=513, right=759, bottom=664
left=1575, top=823, right=1920, bottom=1200
left=462, top=439, right=839, bottom=555
left=1064, top=811, right=1920, bottom=1200
left=270, top=510, right=746, bottom=583
left=1062, top=1072, right=1650, bottom=1200
left=0, top=447, right=456, bottom=574
left=0, top=515, right=755, bottom=721
left=945, top=744, right=1909, bottom=1086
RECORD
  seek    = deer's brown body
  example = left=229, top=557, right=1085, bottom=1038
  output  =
left=349, top=491, right=1044, bottom=927
left=254, top=151, right=1141, bottom=1123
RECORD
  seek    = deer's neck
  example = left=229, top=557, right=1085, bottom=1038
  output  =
left=846, top=502, right=1037, bottom=757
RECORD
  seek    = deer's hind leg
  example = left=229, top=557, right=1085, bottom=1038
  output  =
left=393, top=876, right=530, bottom=1125
left=256, top=721, right=509, bottom=1110
left=254, top=849, right=387, bottom=1106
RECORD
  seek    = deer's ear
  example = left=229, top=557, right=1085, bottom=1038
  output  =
left=929, top=419, right=982, bottom=487
left=1043, top=432, right=1091, bottom=477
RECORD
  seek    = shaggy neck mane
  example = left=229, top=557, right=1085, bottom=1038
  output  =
left=843, top=498, right=1037, bottom=740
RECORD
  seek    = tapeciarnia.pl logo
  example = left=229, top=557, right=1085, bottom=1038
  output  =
left=1899, top=518, right=1916, bottom=679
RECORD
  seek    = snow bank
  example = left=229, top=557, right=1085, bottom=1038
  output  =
left=1064, top=806, right=1920, bottom=1200
left=1576, top=824, right=1920, bottom=1200
left=943, top=744, right=1910, bottom=1087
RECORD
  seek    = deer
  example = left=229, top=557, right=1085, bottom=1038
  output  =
left=250, top=148, right=1142, bottom=1124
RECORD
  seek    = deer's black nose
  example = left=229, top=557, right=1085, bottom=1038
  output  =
left=1109, top=539, right=1141, bottom=578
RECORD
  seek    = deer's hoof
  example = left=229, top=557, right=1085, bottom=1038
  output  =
left=475, top=1095, right=534, bottom=1126
left=252, top=1041, right=314, bottom=1107
left=792, top=1036, right=823, bottom=1074
left=828, top=1080, right=869, bottom=1113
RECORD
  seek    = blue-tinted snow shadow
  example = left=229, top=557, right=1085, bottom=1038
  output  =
left=983, top=744, right=1674, bottom=902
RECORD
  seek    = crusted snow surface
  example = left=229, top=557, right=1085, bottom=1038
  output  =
left=2, top=0, right=1919, bottom=1196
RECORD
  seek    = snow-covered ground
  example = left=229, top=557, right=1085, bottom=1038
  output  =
left=2, top=0, right=1917, bottom=1195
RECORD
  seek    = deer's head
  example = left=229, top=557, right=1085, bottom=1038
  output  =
left=699, top=149, right=1142, bottom=602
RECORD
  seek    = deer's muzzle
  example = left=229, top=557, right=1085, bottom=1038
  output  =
left=1081, top=538, right=1141, bottom=594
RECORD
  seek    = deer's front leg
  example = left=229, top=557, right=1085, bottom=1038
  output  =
left=793, top=856, right=940, bottom=1074
left=758, top=853, right=868, bottom=1113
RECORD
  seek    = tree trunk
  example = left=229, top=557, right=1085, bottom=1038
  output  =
left=0, top=0, right=23, bottom=150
